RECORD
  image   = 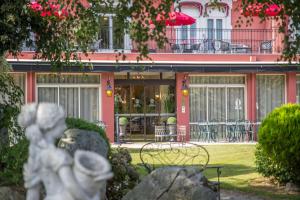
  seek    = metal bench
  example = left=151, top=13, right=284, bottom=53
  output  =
left=139, top=142, right=222, bottom=200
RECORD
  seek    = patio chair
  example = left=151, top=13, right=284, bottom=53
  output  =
left=177, top=125, right=186, bottom=142
left=154, top=125, right=168, bottom=142
left=234, top=120, right=247, bottom=142
left=260, top=40, right=272, bottom=53
left=214, top=40, right=230, bottom=53
left=171, top=44, right=181, bottom=53
left=244, top=120, right=254, bottom=142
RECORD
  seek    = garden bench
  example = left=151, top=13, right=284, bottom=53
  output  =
left=139, top=142, right=222, bottom=200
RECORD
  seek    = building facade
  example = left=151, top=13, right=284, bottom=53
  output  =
left=9, top=0, right=299, bottom=143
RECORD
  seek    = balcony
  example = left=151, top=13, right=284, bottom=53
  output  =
left=22, top=28, right=284, bottom=55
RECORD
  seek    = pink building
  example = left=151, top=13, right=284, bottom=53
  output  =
left=9, top=0, right=298, bottom=143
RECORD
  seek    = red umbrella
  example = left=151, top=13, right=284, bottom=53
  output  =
left=153, top=11, right=196, bottom=26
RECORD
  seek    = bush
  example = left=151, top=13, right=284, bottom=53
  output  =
left=167, top=117, right=176, bottom=124
left=106, top=148, right=140, bottom=200
left=255, top=104, right=300, bottom=185
left=0, top=138, right=28, bottom=186
left=65, top=117, right=109, bottom=147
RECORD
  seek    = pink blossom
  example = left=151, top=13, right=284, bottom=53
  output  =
left=29, top=2, right=43, bottom=12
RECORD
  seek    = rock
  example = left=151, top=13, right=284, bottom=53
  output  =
left=285, top=182, right=300, bottom=192
left=0, top=187, right=25, bottom=200
left=58, top=128, right=108, bottom=158
left=122, top=167, right=217, bottom=200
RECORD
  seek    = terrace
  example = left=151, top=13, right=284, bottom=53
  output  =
left=22, top=28, right=284, bottom=55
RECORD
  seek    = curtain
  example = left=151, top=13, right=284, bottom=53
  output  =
left=80, top=88, right=99, bottom=122
left=256, top=75, right=285, bottom=121
left=208, top=87, right=226, bottom=122
left=227, top=88, right=245, bottom=121
left=38, top=88, right=58, bottom=103
left=190, top=87, right=207, bottom=122
left=59, top=88, right=79, bottom=118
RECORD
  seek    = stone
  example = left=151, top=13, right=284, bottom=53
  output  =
left=0, top=187, right=25, bottom=200
left=285, top=182, right=300, bottom=192
left=18, top=103, right=112, bottom=200
left=122, top=167, right=217, bottom=200
left=58, top=128, right=108, bottom=158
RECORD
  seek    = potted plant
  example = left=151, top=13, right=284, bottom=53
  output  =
left=167, top=117, right=177, bottom=137
left=119, top=117, right=128, bottom=137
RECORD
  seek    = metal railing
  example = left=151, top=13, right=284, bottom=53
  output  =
left=190, top=121, right=259, bottom=143
left=21, top=28, right=283, bottom=54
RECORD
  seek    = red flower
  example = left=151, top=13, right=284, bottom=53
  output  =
left=29, top=2, right=43, bottom=12
left=49, top=4, right=60, bottom=11
left=265, top=4, right=281, bottom=16
left=40, top=11, right=47, bottom=17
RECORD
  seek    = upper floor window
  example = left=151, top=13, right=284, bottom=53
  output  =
left=93, top=16, right=124, bottom=50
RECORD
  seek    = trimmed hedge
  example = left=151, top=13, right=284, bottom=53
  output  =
left=255, top=104, right=300, bottom=185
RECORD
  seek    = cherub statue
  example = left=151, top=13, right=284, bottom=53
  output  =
left=18, top=103, right=112, bottom=200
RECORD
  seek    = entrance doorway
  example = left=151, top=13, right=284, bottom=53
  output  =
left=114, top=72, right=176, bottom=141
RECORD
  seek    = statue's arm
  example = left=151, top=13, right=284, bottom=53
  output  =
left=58, top=166, right=91, bottom=200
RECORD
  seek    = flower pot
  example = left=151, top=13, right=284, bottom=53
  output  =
left=168, top=124, right=176, bottom=135
left=119, top=125, right=127, bottom=137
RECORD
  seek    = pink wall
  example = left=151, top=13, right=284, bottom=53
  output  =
left=101, top=72, right=115, bottom=142
left=247, top=73, right=256, bottom=122
left=287, top=72, right=297, bottom=103
left=26, top=72, right=36, bottom=103
left=176, top=73, right=190, bottom=141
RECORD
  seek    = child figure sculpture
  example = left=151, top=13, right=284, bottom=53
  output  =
left=18, top=103, right=112, bottom=200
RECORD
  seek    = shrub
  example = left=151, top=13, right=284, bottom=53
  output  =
left=65, top=117, right=109, bottom=147
left=106, top=148, right=140, bottom=200
left=167, top=117, right=176, bottom=124
left=0, top=138, right=28, bottom=186
left=255, top=104, right=300, bottom=185
left=119, top=117, right=128, bottom=126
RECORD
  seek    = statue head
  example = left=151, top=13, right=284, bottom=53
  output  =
left=18, top=103, right=66, bottom=143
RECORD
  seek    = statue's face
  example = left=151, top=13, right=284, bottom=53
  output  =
left=45, top=120, right=66, bottom=142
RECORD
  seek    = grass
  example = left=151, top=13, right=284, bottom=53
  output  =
left=126, top=144, right=300, bottom=200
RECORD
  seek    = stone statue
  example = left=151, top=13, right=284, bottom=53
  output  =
left=18, top=103, right=112, bottom=200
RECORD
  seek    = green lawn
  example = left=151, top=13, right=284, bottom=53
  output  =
left=127, top=144, right=300, bottom=200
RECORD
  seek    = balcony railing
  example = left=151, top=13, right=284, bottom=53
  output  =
left=22, top=28, right=284, bottom=54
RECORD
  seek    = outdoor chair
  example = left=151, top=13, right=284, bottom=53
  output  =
left=234, top=120, right=248, bottom=142
left=177, top=125, right=186, bottom=142
left=214, top=40, right=230, bottom=53
left=260, top=40, right=272, bottom=53
left=154, top=125, right=168, bottom=142
left=244, top=120, right=254, bottom=142
left=171, top=43, right=181, bottom=53
left=140, top=142, right=223, bottom=200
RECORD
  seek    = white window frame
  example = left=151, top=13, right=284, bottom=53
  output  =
left=36, top=73, right=102, bottom=121
left=189, top=75, right=247, bottom=123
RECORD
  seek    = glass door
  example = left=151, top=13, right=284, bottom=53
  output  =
left=114, top=83, right=175, bottom=141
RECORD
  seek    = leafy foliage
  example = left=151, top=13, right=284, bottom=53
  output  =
left=1, top=0, right=176, bottom=68
left=107, top=148, right=140, bottom=200
left=238, top=0, right=300, bottom=62
left=0, top=139, right=28, bottom=186
left=0, top=57, right=23, bottom=148
left=255, top=104, right=300, bottom=185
